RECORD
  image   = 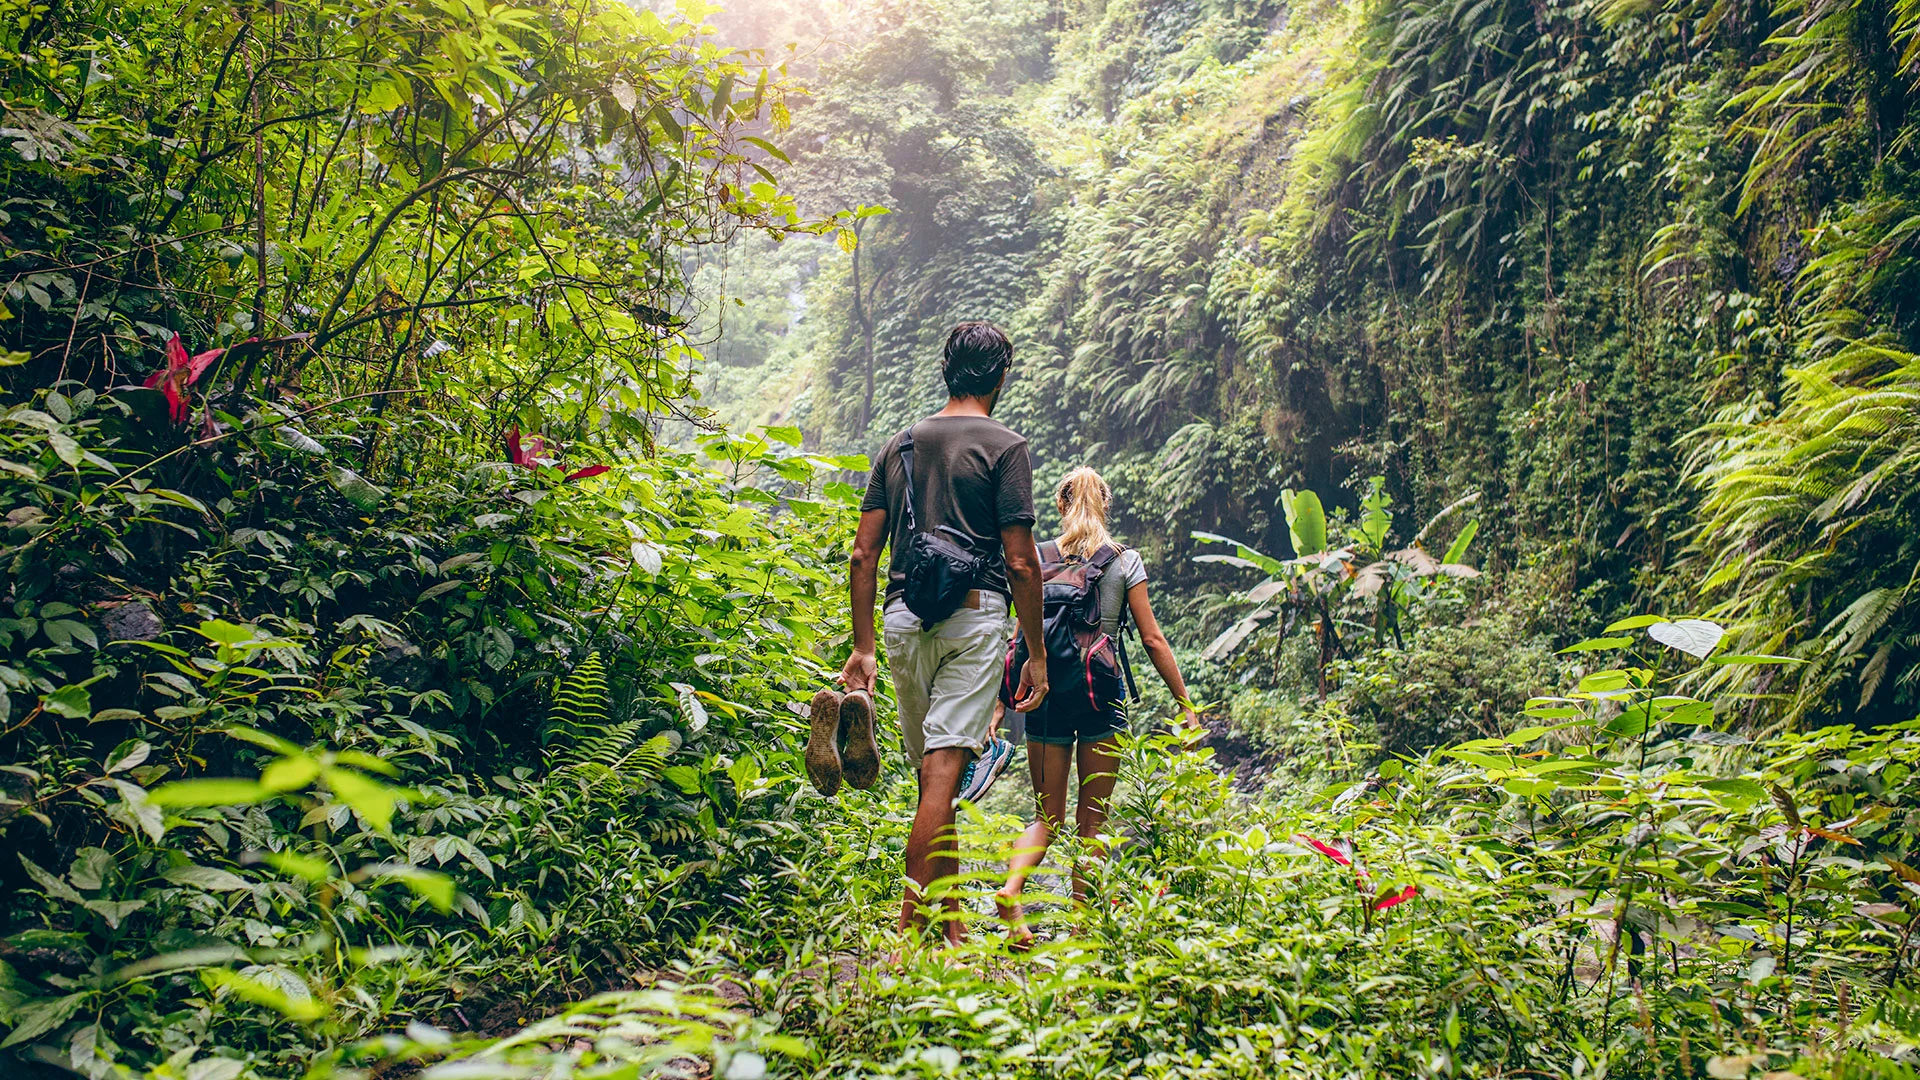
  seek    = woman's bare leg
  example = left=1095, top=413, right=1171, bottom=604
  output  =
left=1071, top=736, right=1122, bottom=903
left=996, top=741, right=1073, bottom=945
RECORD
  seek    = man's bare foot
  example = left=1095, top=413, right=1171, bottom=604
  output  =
left=994, top=891, right=1035, bottom=951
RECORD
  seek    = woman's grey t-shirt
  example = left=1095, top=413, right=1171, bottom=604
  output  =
left=1096, top=547, right=1148, bottom=638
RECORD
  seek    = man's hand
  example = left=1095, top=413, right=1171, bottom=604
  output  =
left=840, top=649, right=878, bottom=696
left=1011, top=656, right=1049, bottom=713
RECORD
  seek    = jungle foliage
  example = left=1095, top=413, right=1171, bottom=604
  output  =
left=6, top=0, right=1920, bottom=1077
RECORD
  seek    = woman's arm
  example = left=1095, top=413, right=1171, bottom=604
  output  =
left=1126, top=580, right=1200, bottom=732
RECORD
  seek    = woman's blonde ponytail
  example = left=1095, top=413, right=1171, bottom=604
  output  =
left=1055, top=467, right=1114, bottom=559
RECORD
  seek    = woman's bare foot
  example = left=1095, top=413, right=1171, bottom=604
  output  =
left=994, top=891, right=1035, bottom=951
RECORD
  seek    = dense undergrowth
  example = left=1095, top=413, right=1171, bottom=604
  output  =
left=5, top=0, right=1920, bottom=1077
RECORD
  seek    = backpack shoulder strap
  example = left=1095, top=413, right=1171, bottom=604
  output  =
left=1037, top=540, right=1062, bottom=566
left=895, top=424, right=918, bottom=534
left=1088, top=542, right=1124, bottom=572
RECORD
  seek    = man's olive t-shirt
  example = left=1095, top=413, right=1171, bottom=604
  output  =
left=860, top=416, right=1037, bottom=601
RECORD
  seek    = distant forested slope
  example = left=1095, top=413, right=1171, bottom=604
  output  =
left=692, top=0, right=1920, bottom=726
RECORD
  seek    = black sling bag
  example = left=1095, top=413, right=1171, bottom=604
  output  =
left=896, top=424, right=994, bottom=628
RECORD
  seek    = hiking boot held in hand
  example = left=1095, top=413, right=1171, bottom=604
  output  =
left=805, top=689, right=844, bottom=796
left=839, top=689, right=881, bottom=790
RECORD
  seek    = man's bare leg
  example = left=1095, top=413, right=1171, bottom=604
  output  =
left=900, top=746, right=972, bottom=946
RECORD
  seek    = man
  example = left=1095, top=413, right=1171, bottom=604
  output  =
left=839, top=320, right=1049, bottom=946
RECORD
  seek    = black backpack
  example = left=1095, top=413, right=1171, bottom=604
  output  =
left=896, top=423, right=995, bottom=628
left=999, top=541, right=1139, bottom=726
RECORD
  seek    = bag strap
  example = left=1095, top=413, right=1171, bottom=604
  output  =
left=1116, top=629, right=1141, bottom=702
left=1038, top=539, right=1061, bottom=565
left=1105, top=545, right=1142, bottom=701
left=896, top=424, right=919, bottom=535
left=1088, top=542, right=1123, bottom=573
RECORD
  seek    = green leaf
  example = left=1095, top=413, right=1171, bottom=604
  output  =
left=326, top=465, right=386, bottom=510
left=1280, top=489, right=1326, bottom=556
left=0, top=992, right=86, bottom=1047
left=194, top=620, right=259, bottom=647
left=146, top=779, right=271, bottom=808
left=163, top=865, right=252, bottom=892
left=81, top=898, right=146, bottom=928
left=273, top=425, right=327, bottom=455
left=1559, top=636, right=1633, bottom=654
left=1503, top=777, right=1560, bottom=797
left=1603, top=614, right=1669, bottom=632
left=1602, top=703, right=1654, bottom=738
left=201, top=968, right=325, bottom=1022
left=104, top=740, right=150, bottom=774
left=42, top=683, right=91, bottom=720
left=741, top=136, right=792, bottom=164
left=261, top=850, right=333, bottom=882
left=323, top=767, right=398, bottom=832
left=259, top=755, right=320, bottom=793
left=369, top=864, right=455, bottom=912
left=18, top=855, right=82, bottom=903
left=1700, top=779, right=1767, bottom=802
left=480, top=626, right=514, bottom=671
left=224, top=724, right=301, bottom=754
left=1442, top=520, right=1478, bottom=565
left=672, top=682, right=707, bottom=733
left=662, top=765, right=703, bottom=794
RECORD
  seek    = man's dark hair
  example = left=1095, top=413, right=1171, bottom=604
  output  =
left=942, top=321, right=1013, bottom=398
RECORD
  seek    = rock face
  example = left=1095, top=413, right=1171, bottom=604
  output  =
left=98, top=600, right=164, bottom=646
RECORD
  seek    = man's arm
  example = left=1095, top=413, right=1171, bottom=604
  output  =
left=1002, top=523, right=1049, bottom=711
left=840, top=507, right=888, bottom=694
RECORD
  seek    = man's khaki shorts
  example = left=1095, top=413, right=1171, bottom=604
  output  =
left=883, top=593, right=1011, bottom=766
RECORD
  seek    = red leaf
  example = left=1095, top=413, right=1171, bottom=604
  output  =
left=505, top=426, right=550, bottom=469
left=564, top=464, right=610, bottom=482
left=1295, top=834, right=1351, bottom=866
left=187, top=347, right=227, bottom=385
left=1373, top=885, right=1418, bottom=911
left=144, top=335, right=198, bottom=422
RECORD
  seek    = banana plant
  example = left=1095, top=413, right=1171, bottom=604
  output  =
left=1195, top=480, right=1482, bottom=698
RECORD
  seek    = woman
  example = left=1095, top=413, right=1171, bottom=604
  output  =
left=995, top=466, right=1198, bottom=946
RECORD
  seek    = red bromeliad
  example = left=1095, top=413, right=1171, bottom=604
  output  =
left=143, top=334, right=227, bottom=424
left=1373, top=885, right=1418, bottom=911
left=1298, top=834, right=1419, bottom=912
left=505, top=426, right=609, bottom=483
left=1295, top=834, right=1351, bottom=866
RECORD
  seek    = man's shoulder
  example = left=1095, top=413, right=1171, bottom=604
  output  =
left=962, top=416, right=1029, bottom=453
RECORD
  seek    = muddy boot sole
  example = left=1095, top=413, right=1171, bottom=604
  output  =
left=839, top=689, right=881, bottom=790
left=805, top=689, right=844, bottom=796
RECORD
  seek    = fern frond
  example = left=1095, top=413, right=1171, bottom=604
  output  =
left=545, top=652, right=610, bottom=746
